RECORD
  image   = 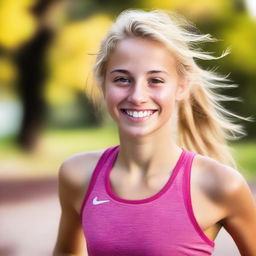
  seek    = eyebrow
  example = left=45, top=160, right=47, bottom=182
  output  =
left=110, top=69, right=169, bottom=75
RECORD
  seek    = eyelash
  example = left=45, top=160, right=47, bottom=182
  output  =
left=150, top=78, right=164, bottom=84
left=113, top=77, right=164, bottom=85
left=113, top=77, right=131, bottom=83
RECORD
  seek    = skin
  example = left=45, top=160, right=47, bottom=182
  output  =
left=53, top=37, right=256, bottom=256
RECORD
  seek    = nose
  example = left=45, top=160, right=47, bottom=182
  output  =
left=127, top=80, right=148, bottom=105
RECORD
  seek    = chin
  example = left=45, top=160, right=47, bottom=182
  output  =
left=118, top=125, right=158, bottom=138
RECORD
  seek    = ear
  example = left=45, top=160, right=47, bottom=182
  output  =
left=175, top=76, right=190, bottom=101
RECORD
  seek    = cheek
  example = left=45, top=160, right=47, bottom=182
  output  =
left=104, top=95, right=118, bottom=121
left=104, top=87, right=125, bottom=113
left=155, top=88, right=176, bottom=107
left=105, top=94, right=117, bottom=112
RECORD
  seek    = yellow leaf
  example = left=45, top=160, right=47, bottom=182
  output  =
left=45, top=13, right=112, bottom=105
left=0, top=0, right=37, bottom=49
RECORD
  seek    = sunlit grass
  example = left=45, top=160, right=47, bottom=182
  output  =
left=0, top=125, right=119, bottom=178
left=0, top=125, right=255, bottom=180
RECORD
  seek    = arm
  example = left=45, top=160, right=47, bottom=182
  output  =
left=219, top=170, right=256, bottom=256
left=53, top=160, right=88, bottom=256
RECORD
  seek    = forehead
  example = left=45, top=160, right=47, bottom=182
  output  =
left=106, top=37, right=178, bottom=73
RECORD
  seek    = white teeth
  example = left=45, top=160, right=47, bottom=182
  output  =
left=124, top=110, right=154, bottom=118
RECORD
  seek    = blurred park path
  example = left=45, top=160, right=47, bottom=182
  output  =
left=0, top=177, right=255, bottom=256
left=0, top=178, right=59, bottom=256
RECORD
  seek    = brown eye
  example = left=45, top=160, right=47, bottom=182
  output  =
left=113, top=77, right=131, bottom=83
left=150, top=78, right=164, bottom=84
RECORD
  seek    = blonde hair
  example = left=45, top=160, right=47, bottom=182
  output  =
left=93, top=9, right=251, bottom=168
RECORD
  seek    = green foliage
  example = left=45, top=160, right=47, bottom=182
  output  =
left=219, top=13, right=256, bottom=74
left=232, top=140, right=256, bottom=180
left=139, top=0, right=234, bottom=21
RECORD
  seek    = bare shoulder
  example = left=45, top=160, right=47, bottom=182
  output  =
left=58, top=149, right=105, bottom=213
left=193, top=155, right=256, bottom=255
left=59, top=150, right=104, bottom=186
left=192, top=154, right=252, bottom=205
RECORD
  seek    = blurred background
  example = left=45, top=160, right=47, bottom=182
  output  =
left=0, top=0, right=255, bottom=255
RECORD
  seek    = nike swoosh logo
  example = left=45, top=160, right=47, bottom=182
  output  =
left=93, top=196, right=110, bottom=205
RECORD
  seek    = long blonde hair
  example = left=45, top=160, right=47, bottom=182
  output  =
left=93, top=9, right=251, bottom=168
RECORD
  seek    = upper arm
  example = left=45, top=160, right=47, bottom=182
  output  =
left=218, top=167, right=256, bottom=256
left=53, top=158, right=88, bottom=255
left=53, top=150, right=103, bottom=255
left=196, top=156, right=256, bottom=255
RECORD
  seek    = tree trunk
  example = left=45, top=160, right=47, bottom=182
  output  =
left=15, top=0, right=60, bottom=152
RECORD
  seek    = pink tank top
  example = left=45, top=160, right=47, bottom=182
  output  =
left=80, top=145, right=215, bottom=255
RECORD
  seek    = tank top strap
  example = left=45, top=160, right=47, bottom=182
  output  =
left=80, top=145, right=119, bottom=217
left=181, top=150, right=215, bottom=247
left=168, top=148, right=194, bottom=196
left=181, top=149, right=197, bottom=207
left=182, top=149, right=196, bottom=196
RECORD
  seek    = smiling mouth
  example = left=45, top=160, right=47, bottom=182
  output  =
left=120, top=109, right=157, bottom=118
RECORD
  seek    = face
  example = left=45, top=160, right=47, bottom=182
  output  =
left=103, top=37, right=188, bottom=138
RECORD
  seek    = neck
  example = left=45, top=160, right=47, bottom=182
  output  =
left=116, top=125, right=182, bottom=178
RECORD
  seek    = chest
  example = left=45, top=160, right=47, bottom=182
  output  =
left=109, top=166, right=224, bottom=240
left=110, top=169, right=171, bottom=200
left=81, top=165, right=216, bottom=256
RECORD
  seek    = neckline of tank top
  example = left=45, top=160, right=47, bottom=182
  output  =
left=104, top=146, right=188, bottom=204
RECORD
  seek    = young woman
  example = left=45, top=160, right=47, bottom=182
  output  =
left=53, top=9, right=256, bottom=256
